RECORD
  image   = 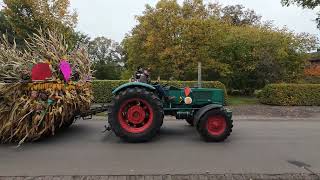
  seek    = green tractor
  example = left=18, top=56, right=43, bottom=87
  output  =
left=108, top=82, right=233, bottom=142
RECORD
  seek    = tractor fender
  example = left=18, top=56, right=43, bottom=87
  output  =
left=112, top=82, right=156, bottom=95
left=194, top=104, right=223, bottom=127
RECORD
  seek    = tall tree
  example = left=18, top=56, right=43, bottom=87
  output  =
left=0, top=11, right=14, bottom=41
left=88, top=37, right=125, bottom=80
left=124, top=0, right=231, bottom=80
left=281, top=0, right=320, bottom=29
left=2, top=0, right=78, bottom=48
left=220, top=5, right=262, bottom=26
left=124, top=0, right=317, bottom=92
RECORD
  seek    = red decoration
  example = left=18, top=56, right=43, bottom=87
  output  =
left=184, top=87, right=192, bottom=97
left=31, top=63, right=52, bottom=81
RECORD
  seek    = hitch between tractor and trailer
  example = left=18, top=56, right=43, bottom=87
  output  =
left=77, top=104, right=109, bottom=120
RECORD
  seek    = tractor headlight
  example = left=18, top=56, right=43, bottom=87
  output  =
left=184, top=97, right=193, bottom=105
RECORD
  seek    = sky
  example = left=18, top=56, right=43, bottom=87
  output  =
left=0, top=0, right=318, bottom=42
left=70, top=0, right=320, bottom=42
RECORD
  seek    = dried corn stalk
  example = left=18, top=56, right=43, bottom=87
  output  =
left=0, top=30, right=93, bottom=145
left=0, top=36, right=34, bottom=82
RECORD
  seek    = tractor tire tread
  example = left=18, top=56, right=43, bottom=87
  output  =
left=108, top=87, right=164, bottom=142
left=196, top=109, right=233, bottom=142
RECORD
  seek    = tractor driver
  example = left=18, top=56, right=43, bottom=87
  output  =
left=133, top=67, right=174, bottom=102
left=132, top=66, right=150, bottom=84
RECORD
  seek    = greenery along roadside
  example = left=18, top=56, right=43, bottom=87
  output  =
left=1, top=0, right=318, bottom=94
left=259, top=84, right=320, bottom=106
left=228, top=96, right=259, bottom=106
left=92, top=80, right=227, bottom=103
left=123, top=0, right=317, bottom=93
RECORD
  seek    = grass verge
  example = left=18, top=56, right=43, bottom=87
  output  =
left=228, top=96, right=259, bottom=106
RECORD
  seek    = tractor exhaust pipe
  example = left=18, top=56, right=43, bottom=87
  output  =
left=198, top=62, right=202, bottom=88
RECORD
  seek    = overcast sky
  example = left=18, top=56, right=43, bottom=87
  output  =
left=1, top=0, right=319, bottom=42
left=70, top=0, right=320, bottom=42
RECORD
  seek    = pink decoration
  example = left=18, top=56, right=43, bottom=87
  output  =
left=59, top=60, right=72, bottom=81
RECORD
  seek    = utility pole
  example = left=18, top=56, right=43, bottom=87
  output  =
left=198, top=62, right=202, bottom=88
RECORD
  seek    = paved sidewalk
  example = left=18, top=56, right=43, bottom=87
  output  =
left=234, top=115, right=320, bottom=121
left=229, top=105, right=320, bottom=119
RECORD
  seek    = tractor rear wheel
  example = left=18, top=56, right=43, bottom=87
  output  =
left=108, top=87, right=164, bottom=142
left=197, top=109, right=233, bottom=142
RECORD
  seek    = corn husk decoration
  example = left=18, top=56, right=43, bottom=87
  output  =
left=0, top=30, right=93, bottom=145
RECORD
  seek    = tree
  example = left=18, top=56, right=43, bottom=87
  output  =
left=182, top=0, right=208, bottom=19
left=73, top=32, right=91, bottom=48
left=2, top=0, right=78, bottom=48
left=281, top=0, right=320, bottom=29
left=0, top=11, right=14, bottom=42
left=88, top=37, right=125, bottom=80
left=124, top=0, right=317, bottom=92
left=220, top=5, right=262, bottom=26
left=281, top=0, right=319, bottom=9
left=124, top=0, right=231, bottom=80
left=88, top=37, right=124, bottom=64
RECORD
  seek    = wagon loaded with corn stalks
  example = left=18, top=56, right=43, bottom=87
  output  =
left=0, top=30, right=233, bottom=145
left=0, top=30, right=95, bottom=145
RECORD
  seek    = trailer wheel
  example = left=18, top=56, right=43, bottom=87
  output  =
left=197, top=109, right=233, bottom=142
left=62, top=119, right=74, bottom=128
left=108, top=87, right=164, bottom=142
left=60, top=115, right=76, bottom=129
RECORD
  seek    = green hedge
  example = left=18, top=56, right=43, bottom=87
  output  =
left=303, top=76, right=320, bottom=84
left=93, top=80, right=227, bottom=103
left=259, top=84, right=320, bottom=106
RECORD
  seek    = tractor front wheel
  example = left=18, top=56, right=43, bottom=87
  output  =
left=108, top=87, right=164, bottom=142
left=197, top=109, right=233, bottom=142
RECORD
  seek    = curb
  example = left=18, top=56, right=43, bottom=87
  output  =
left=234, top=116, right=320, bottom=121
left=1, top=174, right=320, bottom=180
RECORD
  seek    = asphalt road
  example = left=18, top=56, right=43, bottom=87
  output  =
left=1, top=118, right=320, bottom=176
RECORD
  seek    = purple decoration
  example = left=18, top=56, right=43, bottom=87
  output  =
left=59, top=60, right=72, bottom=81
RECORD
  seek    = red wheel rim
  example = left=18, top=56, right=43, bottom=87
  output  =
left=117, top=98, right=154, bottom=133
left=206, top=115, right=227, bottom=136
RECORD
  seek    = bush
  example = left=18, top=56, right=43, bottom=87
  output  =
left=259, top=84, right=320, bottom=106
left=254, top=89, right=263, bottom=98
left=92, top=80, right=128, bottom=103
left=303, top=76, right=320, bottom=84
left=93, top=80, right=227, bottom=103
